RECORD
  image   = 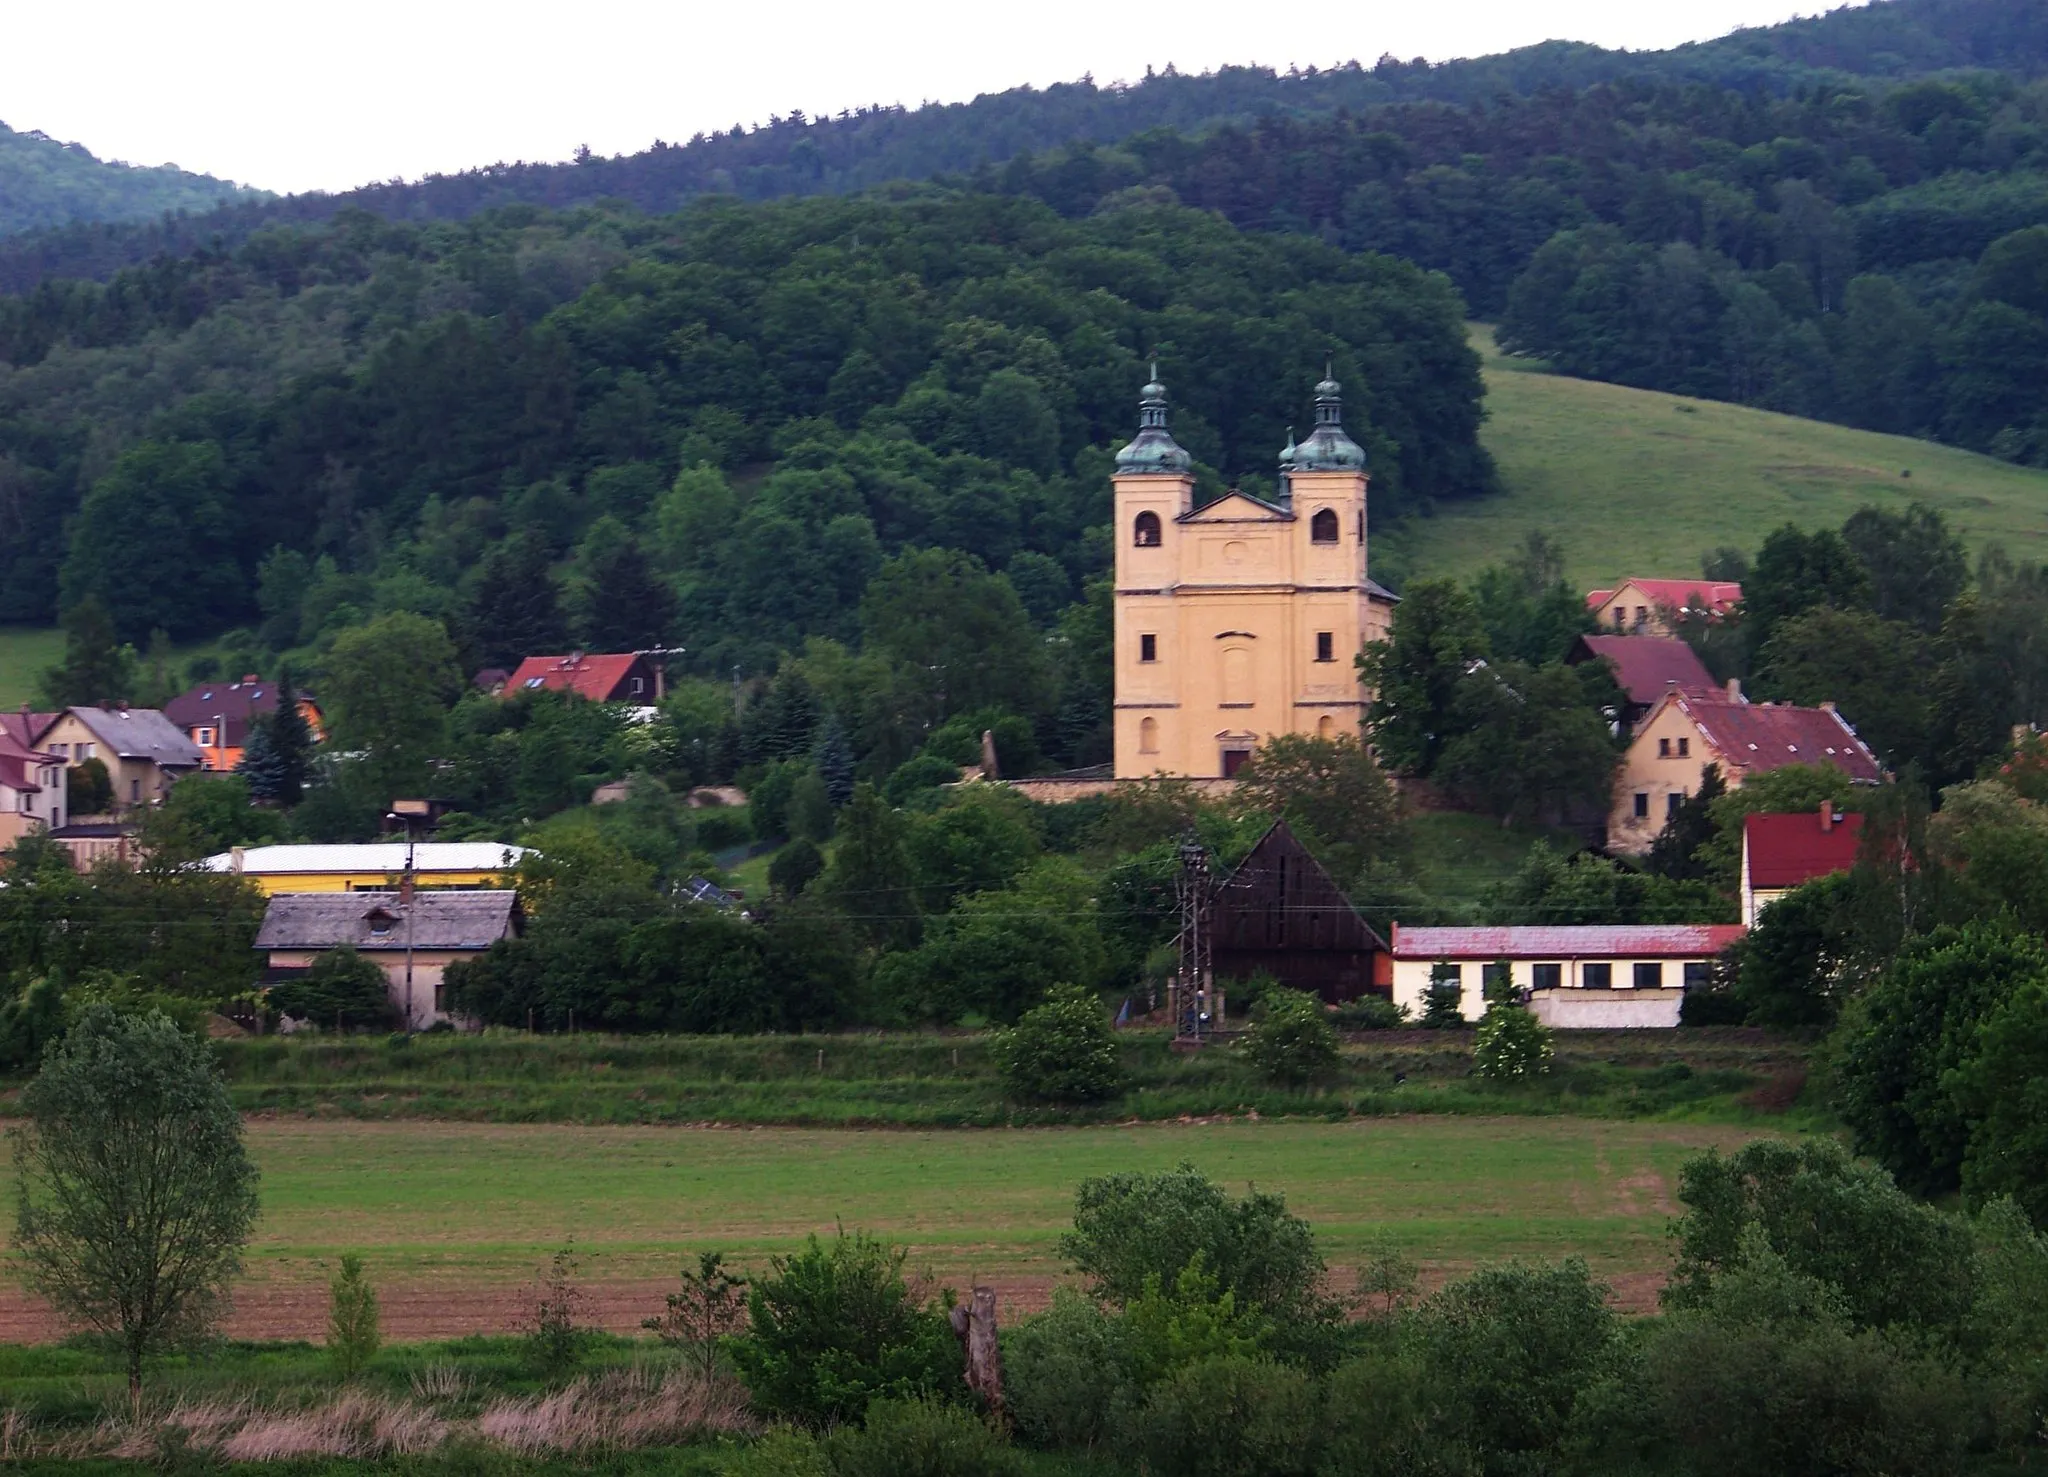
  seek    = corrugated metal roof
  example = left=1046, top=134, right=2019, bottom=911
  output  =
left=1744, top=810, right=1864, bottom=888
left=204, top=842, right=529, bottom=874
left=1391, top=924, right=1747, bottom=958
left=256, top=890, right=522, bottom=951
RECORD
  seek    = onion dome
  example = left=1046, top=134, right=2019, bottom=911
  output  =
left=1291, top=365, right=1367, bottom=473
left=1114, top=363, right=1193, bottom=474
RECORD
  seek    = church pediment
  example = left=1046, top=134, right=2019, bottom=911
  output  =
left=1178, top=490, right=1293, bottom=523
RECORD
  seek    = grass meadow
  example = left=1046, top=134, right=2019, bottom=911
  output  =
left=0, top=626, right=60, bottom=709
left=0, top=1113, right=1781, bottom=1347
left=1376, top=325, right=2048, bottom=590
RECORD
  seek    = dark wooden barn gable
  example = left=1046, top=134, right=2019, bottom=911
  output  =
left=1210, top=821, right=1388, bottom=1002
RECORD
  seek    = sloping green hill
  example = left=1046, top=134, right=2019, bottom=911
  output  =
left=1378, top=326, right=2048, bottom=590
left=0, top=121, right=253, bottom=237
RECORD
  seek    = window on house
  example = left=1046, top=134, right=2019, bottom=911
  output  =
left=1133, top=511, right=1162, bottom=547
left=1482, top=961, right=1512, bottom=996
left=1658, top=737, right=1671, bottom=758
left=1315, top=632, right=1334, bottom=662
left=1678, top=737, right=1690, bottom=757
left=1634, top=605, right=1648, bottom=628
left=79, top=744, right=94, bottom=760
left=1310, top=509, right=1339, bottom=543
left=1613, top=607, right=1627, bottom=629
left=197, top=728, right=214, bottom=748
left=1683, top=962, right=1712, bottom=990
left=129, top=779, right=141, bottom=802
left=1633, top=792, right=1649, bottom=818
left=1583, top=962, right=1613, bottom=989
left=1634, top=962, right=1664, bottom=990
left=1531, top=962, right=1562, bottom=990
left=49, top=744, right=65, bottom=758
left=630, top=677, right=645, bottom=695
left=1667, top=792, right=1683, bottom=818
left=1139, top=633, right=1157, bottom=663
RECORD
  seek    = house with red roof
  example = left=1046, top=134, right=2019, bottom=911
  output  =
left=0, top=727, right=66, bottom=848
left=1568, top=634, right=1718, bottom=730
left=1741, top=804, right=1865, bottom=926
left=1609, top=684, right=1883, bottom=853
left=503, top=652, right=665, bottom=705
left=1585, top=577, right=1743, bottom=637
left=1389, top=922, right=1746, bottom=1029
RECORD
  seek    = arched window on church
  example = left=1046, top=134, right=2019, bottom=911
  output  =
left=1316, top=715, right=1336, bottom=740
left=1139, top=717, right=1159, bottom=754
left=1134, top=511, right=1162, bottom=547
left=1310, top=508, right=1339, bottom=544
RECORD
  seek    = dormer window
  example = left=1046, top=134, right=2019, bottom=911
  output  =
left=364, top=908, right=398, bottom=938
left=1133, top=511, right=1162, bottom=547
left=1310, top=509, right=1339, bottom=543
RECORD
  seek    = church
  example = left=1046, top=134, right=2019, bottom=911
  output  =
left=1112, top=370, right=1396, bottom=780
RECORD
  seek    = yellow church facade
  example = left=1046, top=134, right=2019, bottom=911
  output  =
left=1112, top=372, right=1397, bottom=780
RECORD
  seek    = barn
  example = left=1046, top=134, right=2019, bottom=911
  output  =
left=1209, top=821, right=1388, bottom=1003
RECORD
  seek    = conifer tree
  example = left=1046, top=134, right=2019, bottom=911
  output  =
left=463, top=534, right=567, bottom=669
left=37, top=596, right=133, bottom=708
left=812, top=716, right=857, bottom=807
left=574, top=530, right=677, bottom=652
left=239, top=665, right=315, bottom=807
left=822, top=783, right=920, bottom=950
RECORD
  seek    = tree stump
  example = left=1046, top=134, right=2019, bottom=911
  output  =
left=949, top=1285, right=1005, bottom=1419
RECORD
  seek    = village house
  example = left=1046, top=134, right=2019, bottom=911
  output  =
left=0, top=728, right=65, bottom=847
left=1741, top=804, right=1865, bottom=926
left=1609, top=684, right=1883, bottom=853
left=1584, top=578, right=1743, bottom=638
left=1210, top=821, right=1389, bottom=1003
left=255, top=889, right=523, bottom=1031
left=32, top=706, right=205, bottom=811
left=1566, top=634, right=1718, bottom=731
left=1112, top=371, right=1397, bottom=779
left=1389, top=923, right=1747, bottom=1029
left=203, top=841, right=530, bottom=896
left=163, top=676, right=325, bottom=773
left=504, top=652, right=665, bottom=705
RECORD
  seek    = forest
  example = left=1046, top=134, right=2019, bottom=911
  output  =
left=0, top=120, right=253, bottom=239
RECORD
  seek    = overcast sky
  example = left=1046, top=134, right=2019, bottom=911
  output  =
left=4, top=0, right=1853, bottom=196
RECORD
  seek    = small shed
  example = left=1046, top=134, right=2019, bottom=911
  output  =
left=1210, top=821, right=1388, bottom=1003
left=255, top=889, right=523, bottom=1030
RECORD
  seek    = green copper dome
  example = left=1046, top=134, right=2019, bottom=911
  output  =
left=1291, top=370, right=1367, bottom=473
left=1115, top=364, right=1192, bottom=474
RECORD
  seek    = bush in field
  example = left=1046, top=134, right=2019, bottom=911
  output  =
left=522, top=1243, right=588, bottom=1380
left=1002, top=1290, right=1137, bottom=1451
left=1122, top=1355, right=1322, bottom=1477
left=644, top=1250, right=749, bottom=1378
left=13, top=1005, right=260, bottom=1402
left=327, top=1253, right=380, bottom=1380
left=825, top=1397, right=1024, bottom=1477
left=1331, top=995, right=1407, bottom=1030
left=1319, top=1350, right=1437, bottom=1477
left=1473, top=1002, right=1553, bottom=1081
left=731, top=1230, right=963, bottom=1427
left=988, top=983, right=1125, bottom=1105
left=1240, top=987, right=1339, bottom=1086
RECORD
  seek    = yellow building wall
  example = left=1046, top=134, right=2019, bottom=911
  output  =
left=1113, top=467, right=1389, bottom=779
left=240, top=871, right=515, bottom=896
left=1609, top=698, right=1742, bottom=854
left=36, top=712, right=173, bottom=812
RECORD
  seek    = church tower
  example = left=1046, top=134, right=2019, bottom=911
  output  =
left=1112, top=369, right=1395, bottom=779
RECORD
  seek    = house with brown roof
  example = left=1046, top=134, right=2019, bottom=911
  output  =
left=33, top=707, right=205, bottom=812
left=1609, top=684, right=1882, bottom=853
left=1567, top=634, right=1718, bottom=730
left=503, top=652, right=664, bottom=705
left=255, top=889, right=523, bottom=1030
left=1741, top=805, right=1865, bottom=926
left=163, top=677, right=324, bottom=773
left=1585, top=578, right=1743, bottom=637
left=1389, top=923, right=1747, bottom=1028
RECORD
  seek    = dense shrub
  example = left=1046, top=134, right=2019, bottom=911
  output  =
left=730, top=1231, right=963, bottom=1427
left=1473, top=1002, right=1553, bottom=1081
left=1002, top=1290, right=1137, bottom=1451
left=1122, top=1355, right=1322, bottom=1477
left=988, top=983, right=1125, bottom=1105
left=1331, top=995, right=1407, bottom=1030
left=825, top=1397, right=1023, bottom=1477
left=1240, top=987, right=1340, bottom=1086
left=266, top=946, right=393, bottom=1031
left=1318, top=1350, right=1437, bottom=1477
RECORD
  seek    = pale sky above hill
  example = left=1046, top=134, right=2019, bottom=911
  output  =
left=6, top=0, right=1853, bottom=196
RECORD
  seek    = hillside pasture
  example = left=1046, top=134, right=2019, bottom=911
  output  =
left=1378, top=325, right=2048, bottom=590
left=0, top=625, right=59, bottom=709
left=0, top=1115, right=1775, bottom=1343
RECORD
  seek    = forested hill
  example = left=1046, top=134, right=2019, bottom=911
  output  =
left=0, top=121, right=254, bottom=237
left=2, top=0, right=2042, bottom=291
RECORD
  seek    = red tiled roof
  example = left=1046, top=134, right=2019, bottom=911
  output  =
left=0, top=729, right=60, bottom=794
left=1391, top=924, right=1747, bottom=959
left=0, top=710, right=56, bottom=750
left=1573, top=635, right=1716, bottom=706
left=504, top=653, right=647, bottom=703
left=1676, top=694, right=1884, bottom=783
left=1744, top=810, right=1865, bottom=889
left=1586, top=579, right=1742, bottom=614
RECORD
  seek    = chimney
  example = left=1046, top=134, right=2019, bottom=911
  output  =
left=1726, top=678, right=1742, bottom=702
left=241, top=673, right=260, bottom=685
left=1820, top=799, right=1835, bottom=831
left=230, top=845, right=245, bottom=873
left=980, top=729, right=1002, bottom=781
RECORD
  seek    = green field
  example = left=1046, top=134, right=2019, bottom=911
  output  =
left=0, top=1115, right=1780, bottom=1342
left=1379, top=325, right=2048, bottom=589
left=0, top=626, right=59, bottom=709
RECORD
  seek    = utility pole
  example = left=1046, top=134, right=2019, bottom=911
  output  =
left=1174, top=835, right=1213, bottom=1047
left=386, top=811, right=418, bottom=1030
